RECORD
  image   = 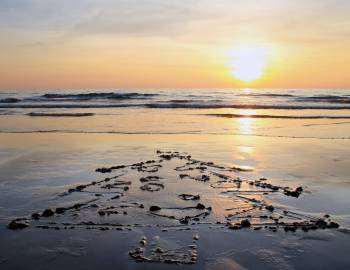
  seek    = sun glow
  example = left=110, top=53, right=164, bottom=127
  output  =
left=230, top=45, right=270, bottom=82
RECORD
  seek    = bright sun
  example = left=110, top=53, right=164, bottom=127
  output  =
left=230, top=45, right=269, bottom=82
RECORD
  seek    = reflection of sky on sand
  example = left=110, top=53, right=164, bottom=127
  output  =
left=238, top=118, right=254, bottom=134
left=237, top=109, right=256, bottom=135
left=238, top=146, right=254, bottom=155
left=0, top=106, right=350, bottom=139
left=236, top=145, right=255, bottom=164
left=0, top=104, right=349, bottom=270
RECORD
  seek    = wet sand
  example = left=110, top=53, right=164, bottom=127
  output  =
left=0, top=133, right=350, bottom=269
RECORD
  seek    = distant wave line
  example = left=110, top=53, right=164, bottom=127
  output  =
left=27, top=112, right=95, bottom=117
left=0, top=130, right=349, bottom=140
left=1, top=103, right=350, bottom=110
left=204, top=114, right=350, bottom=119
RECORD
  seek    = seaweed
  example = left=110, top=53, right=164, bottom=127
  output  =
left=7, top=150, right=340, bottom=265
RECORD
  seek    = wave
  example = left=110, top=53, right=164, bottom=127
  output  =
left=0, top=98, right=21, bottom=103
left=145, top=103, right=350, bottom=110
left=302, top=121, right=350, bottom=127
left=40, top=92, right=158, bottom=100
left=295, top=95, right=350, bottom=104
left=27, top=112, right=95, bottom=117
left=0, top=129, right=348, bottom=140
left=1, top=91, right=350, bottom=111
left=0, top=104, right=134, bottom=109
left=241, top=93, right=295, bottom=97
left=1, top=103, right=350, bottom=110
left=205, top=114, right=350, bottom=119
left=168, top=99, right=196, bottom=103
left=167, top=99, right=222, bottom=104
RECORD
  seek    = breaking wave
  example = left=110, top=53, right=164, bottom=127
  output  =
left=27, top=112, right=95, bottom=117
left=40, top=92, right=158, bottom=100
left=204, top=114, right=350, bottom=119
left=0, top=90, right=350, bottom=111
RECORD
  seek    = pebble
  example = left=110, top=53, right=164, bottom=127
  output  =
left=42, top=209, right=55, bottom=217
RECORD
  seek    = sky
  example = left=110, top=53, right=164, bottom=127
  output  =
left=0, top=0, right=349, bottom=89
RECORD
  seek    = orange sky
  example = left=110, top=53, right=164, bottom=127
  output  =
left=0, top=1, right=349, bottom=89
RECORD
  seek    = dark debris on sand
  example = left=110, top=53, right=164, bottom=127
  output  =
left=129, top=234, right=199, bottom=264
left=7, top=150, right=341, bottom=265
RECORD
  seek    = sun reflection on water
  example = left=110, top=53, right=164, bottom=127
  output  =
left=238, top=109, right=256, bottom=134
left=243, top=88, right=252, bottom=94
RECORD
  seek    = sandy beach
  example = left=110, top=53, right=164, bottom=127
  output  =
left=1, top=97, right=350, bottom=269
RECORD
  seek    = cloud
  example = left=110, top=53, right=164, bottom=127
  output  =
left=0, top=0, right=200, bottom=34
left=0, top=0, right=350, bottom=47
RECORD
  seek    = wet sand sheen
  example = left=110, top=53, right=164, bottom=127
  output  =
left=0, top=133, right=349, bottom=269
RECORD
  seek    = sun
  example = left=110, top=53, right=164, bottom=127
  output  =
left=230, top=45, right=269, bottom=82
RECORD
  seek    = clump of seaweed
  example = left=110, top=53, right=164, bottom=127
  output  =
left=129, top=234, right=199, bottom=264
left=140, top=182, right=165, bottom=192
left=178, top=194, right=200, bottom=201
left=7, top=150, right=340, bottom=239
left=148, top=203, right=211, bottom=224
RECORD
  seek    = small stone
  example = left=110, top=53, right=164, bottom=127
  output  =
left=31, top=213, right=40, bottom=220
left=228, top=224, right=241, bottom=230
left=8, top=219, right=29, bottom=230
left=96, top=167, right=112, bottom=173
left=55, top=207, right=65, bottom=214
left=155, top=247, right=164, bottom=253
left=327, top=221, right=339, bottom=228
left=75, top=185, right=86, bottom=191
left=265, top=205, right=274, bottom=212
left=180, top=217, right=190, bottom=224
left=240, top=219, right=251, bottom=227
left=285, top=190, right=300, bottom=197
left=201, top=175, right=210, bottom=181
left=296, top=186, right=303, bottom=192
left=140, top=177, right=148, bottom=183
left=149, top=205, right=161, bottom=211
left=315, top=219, right=327, bottom=229
left=140, top=240, right=147, bottom=246
left=42, top=209, right=55, bottom=217
left=196, top=203, right=206, bottom=210
left=302, top=226, right=309, bottom=232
